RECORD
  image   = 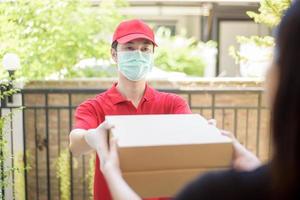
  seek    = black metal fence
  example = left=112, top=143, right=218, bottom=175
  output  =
left=0, top=87, right=269, bottom=200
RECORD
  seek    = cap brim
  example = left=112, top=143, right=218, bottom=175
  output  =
left=117, top=33, right=158, bottom=46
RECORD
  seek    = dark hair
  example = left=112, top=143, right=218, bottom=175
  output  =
left=111, top=41, right=118, bottom=50
left=271, top=1, right=300, bottom=198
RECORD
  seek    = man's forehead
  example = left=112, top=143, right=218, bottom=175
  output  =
left=123, top=38, right=152, bottom=45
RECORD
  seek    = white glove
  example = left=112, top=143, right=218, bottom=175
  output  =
left=84, top=121, right=114, bottom=168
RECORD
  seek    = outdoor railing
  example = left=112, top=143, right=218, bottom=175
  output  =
left=0, top=87, right=269, bottom=200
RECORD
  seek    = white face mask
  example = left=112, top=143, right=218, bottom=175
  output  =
left=117, top=50, right=153, bottom=81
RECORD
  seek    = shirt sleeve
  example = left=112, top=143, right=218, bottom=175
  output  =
left=170, top=94, right=192, bottom=114
left=74, top=100, right=102, bottom=130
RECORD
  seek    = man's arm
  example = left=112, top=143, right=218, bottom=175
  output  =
left=69, top=122, right=114, bottom=158
left=171, top=94, right=192, bottom=114
left=71, top=100, right=104, bottom=156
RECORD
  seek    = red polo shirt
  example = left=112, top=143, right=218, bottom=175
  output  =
left=74, top=83, right=192, bottom=200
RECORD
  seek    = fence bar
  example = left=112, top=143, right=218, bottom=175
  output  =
left=222, top=109, right=225, bottom=129
left=211, top=93, right=216, bottom=119
left=45, top=93, right=51, bottom=200
left=256, top=92, right=262, bottom=157
left=57, top=109, right=61, bottom=200
left=234, top=108, right=238, bottom=137
left=21, top=93, right=28, bottom=200
left=21, top=88, right=264, bottom=94
left=34, top=109, right=39, bottom=200
left=245, top=109, right=249, bottom=147
left=188, top=93, right=192, bottom=108
left=68, top=93, right=74, bottom=200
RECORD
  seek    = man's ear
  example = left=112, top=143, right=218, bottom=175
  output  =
left=111, top=48, right=117, bottom=63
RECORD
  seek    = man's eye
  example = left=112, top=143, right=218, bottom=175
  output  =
left=142, top=47, right=150, bottom=52
left=126, top=47, right=134, bottom=50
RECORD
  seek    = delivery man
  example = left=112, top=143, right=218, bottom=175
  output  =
left=69, top=19, right=192, bottom=200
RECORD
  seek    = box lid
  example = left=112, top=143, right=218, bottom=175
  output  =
left=106, top=114, right=233, bottom=171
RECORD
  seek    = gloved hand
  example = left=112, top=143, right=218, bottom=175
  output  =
left=84, top=121, right=113, bottom=149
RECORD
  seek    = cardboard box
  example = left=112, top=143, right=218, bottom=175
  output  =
left=105, top=114, right=233, bottom=197
left=123, top=168, right=224, bottom=198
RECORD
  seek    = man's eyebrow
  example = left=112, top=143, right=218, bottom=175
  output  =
left=143, top=41, right=152, bottom=45
left=123, top=41, right=152, bottom=46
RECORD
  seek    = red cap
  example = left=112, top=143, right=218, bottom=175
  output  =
left=112, top=19, right=157, bottom=46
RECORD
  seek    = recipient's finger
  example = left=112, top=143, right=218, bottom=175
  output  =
left=109, top=138, right=119, bottom=156
left=220, top=130, right=234, bottom=139
left=207, top=119, right=217, bottom=126
left=219, top=130, right=245, bottom=156
left=97, top=148, right=106, bottom=171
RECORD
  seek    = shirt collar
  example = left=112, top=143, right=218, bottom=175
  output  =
left=143, top=84, right=155, bottom=102
left=107, top=83, right=155, bottom=105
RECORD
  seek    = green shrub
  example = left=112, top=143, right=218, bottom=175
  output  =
left=154, top=28, right=216, bottom=77
left=229, top=36, right=275, bottom=64
left=0, top=0, right=127, bottom=80
left=229, top=0, right=292, bottom=64
left=56, top=149, right=78, bottom=200
left=87, top=155, right=95, bottom=200
left=247, top=0, right=291, bottom=28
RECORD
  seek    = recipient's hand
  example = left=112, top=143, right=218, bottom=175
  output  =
left=84, top=121, right=120, bottom=173
left=221, top=130, right=261, bottom=171
left=207, top=119, right=261, bottom=171
left=99, top=137, right=121, bottom=176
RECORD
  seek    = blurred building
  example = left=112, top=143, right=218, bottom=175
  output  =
left=93, top=0, right=271, bottom=77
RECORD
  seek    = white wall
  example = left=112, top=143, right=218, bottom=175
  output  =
left=219, top=21, right=270, bottom=76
